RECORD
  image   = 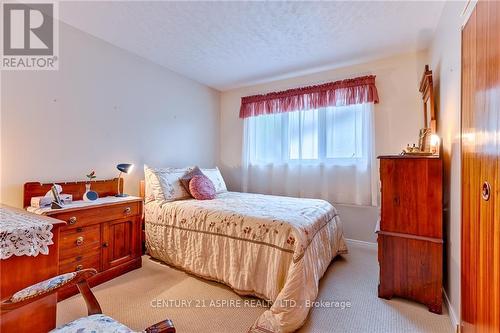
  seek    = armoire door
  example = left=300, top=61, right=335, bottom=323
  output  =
left=461, top=1, right=500, bottom=332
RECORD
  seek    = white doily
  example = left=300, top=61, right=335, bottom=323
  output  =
left=0, top=207, right=54, bottom=259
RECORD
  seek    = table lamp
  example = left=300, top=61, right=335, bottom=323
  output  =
left=430, top=134, right=441, bottom=155
left=116, top=163, right=134, bottom=197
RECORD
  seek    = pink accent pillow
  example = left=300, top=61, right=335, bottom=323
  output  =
left=189, top=175, right=216, bottom=200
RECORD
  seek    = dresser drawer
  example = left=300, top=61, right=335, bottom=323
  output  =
left=60, top=225, right=101, bottom=259
left=59, top=251, right=101, bottom=274
left=50, top=202, right=141, bottom=228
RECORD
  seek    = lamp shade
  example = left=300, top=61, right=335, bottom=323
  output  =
left=116, top=163, right=134, bottom=174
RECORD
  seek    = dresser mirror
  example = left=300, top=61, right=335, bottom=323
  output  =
left=419, top=65, right=436, bottom=133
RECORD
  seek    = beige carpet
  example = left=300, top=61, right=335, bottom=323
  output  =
left=57, top=243, right=453, bottom=332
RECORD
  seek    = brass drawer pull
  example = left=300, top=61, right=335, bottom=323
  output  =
left=75, top=264, right=83, bottom=271
left=124, top=207, right=131, bottom=214
left=76, top=236, right=84, bottom=246
left=102, top=242, right=109, bottom=248
left=68, top=216, right=77, bottom=225
left=482, top=181, right=491, bottom=201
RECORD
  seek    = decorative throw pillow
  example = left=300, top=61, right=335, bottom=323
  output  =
left=189, top=175, right=216, bottom=200
left=144, top=165, right=163, bottom=203
left=144, top=165, right=193, bottom=203
left=201, top=167, right=228, bottom=193
left=180, top=166, right=204, bottom=195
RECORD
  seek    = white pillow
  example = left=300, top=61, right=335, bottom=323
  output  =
left=144, top=165, right=193, bottom=203
left=201, top=167, right=227, bottom=194
left=144, top=165, right=161, bottom=203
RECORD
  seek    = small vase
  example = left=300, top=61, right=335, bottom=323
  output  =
left=83, top=183, right=99, bottom=201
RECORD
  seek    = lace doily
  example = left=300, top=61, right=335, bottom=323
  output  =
left=0, top=207, right=54, bottom=259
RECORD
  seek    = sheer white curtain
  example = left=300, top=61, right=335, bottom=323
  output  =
left=242, top=103, right=377, bottom=206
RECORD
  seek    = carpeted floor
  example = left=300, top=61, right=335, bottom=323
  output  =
left=57, top=243, right=453, bottom=333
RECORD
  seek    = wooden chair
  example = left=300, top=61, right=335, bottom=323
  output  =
left=0, top=269, right=175, bottom=333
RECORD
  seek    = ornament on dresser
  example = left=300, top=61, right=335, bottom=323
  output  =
left=50, top=184, right=64, bottom=209
left=30, top=184, right=73, bottom=209
left=83, top=170, right=99, bottom=201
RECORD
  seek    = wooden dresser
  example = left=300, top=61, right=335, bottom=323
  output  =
left=24, top=179, right=143, bottom=300
left=377, top=156, right=443, bottom=313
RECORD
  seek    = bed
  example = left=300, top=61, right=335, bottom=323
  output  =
left=142, top=172, right=347, bottom=333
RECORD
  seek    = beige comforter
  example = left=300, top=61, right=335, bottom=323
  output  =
left=145, top=191, right=347, bottom=332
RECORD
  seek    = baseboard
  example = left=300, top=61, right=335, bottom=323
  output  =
left=443, top=288, right=460, bottom=332
left=345, top=238, right=377, bottom=250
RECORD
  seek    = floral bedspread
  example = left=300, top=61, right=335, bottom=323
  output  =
left=145, top=191, right=347, bottom=333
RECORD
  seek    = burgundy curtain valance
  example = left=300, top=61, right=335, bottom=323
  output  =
left=239, top=75, right=379, bottom=118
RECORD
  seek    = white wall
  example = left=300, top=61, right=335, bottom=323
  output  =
left=429, top=0, right=467, bottom=328
left=0, top=22, right=220, bottom=207
left=220, top=51, right=428, bottom=243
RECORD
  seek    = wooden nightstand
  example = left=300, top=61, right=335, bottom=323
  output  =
left=24, top=179, right=143, bottom=301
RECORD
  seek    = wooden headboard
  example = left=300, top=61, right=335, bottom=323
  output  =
left=23, top=178, right=122, bottom=208
left=139, top=180, right=145, bottom=199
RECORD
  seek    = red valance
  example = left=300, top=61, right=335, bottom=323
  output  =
left=239, top=75, right=379, bottom=118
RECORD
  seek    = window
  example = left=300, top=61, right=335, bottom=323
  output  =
left=240, top=76, right=378, bottom=206
left=245, top=103, right=369, bottom=165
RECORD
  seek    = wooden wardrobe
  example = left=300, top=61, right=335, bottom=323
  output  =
left=461, top=1, right=500, bottom=332
left=378, top=156, right=443, bottom=313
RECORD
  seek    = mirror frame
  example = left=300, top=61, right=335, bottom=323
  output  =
left=419, top=65, right=436, bottom=133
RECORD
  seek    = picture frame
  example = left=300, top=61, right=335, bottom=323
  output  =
left=419, top=128, right=432, bottom=153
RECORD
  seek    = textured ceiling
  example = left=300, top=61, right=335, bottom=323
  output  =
left=59, top=1, right=445, bottom=91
